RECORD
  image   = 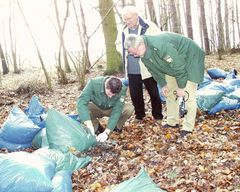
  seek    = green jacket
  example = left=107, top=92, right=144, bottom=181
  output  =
left=141, top=32, right=205, bottom=88
left=77, top=76, right=127, bottom=131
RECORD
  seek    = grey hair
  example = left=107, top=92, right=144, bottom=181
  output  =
left=122, top=5, right=139, bottom=17
left=124, top=34, right=144, bottom=49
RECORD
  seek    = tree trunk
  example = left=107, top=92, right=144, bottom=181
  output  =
left=147, top=0, right=158, bottom=26
left=169, top=0, right=181, bottom=33
left=54, top=0, right=71, bottom=74
left=8, top=4, right=19, bottom=74
left=99, top=0, right=122, bottom=74
left=216, top=0, right=225, bottom=59
left=236, top=0, right=240, bottom=46
left=232, top=0, right=236, bottom=48
left=224, top=0, right=231, bottom=50
left=160, top=0, right=168, bottom=31
left=209, top=0, right=216, bottom=52
left=199, top=0, right=210, bottom=54
left=0, top=43, right=9, bottom=75
left=185, top=0, right=193, bottom=39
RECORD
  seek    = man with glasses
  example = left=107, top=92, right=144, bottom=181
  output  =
left=124, top=33, right=205, bottom=138
left=115, top=5, right=163, bottom=124
left=77, top=76, right=134, bottom=142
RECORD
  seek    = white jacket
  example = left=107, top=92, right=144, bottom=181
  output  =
left=115, top=17, right=161, bottom=79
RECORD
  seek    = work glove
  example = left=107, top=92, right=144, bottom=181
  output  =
left=96, top=129, right=111, bottom=142
left=83, top=120, right=95, bottom=135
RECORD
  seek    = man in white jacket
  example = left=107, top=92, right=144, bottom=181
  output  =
left=115, top=5, right=163, bottom=123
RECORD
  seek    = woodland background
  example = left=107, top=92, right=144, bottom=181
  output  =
left=0, top=0, right=240, bottom=191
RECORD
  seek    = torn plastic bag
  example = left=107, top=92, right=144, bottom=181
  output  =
left=111, top=166, right=166, bottom=192
left=24, top=95, right=46, bottom=128
left=46, top=108, right=96, bottom=152
left=0, top=151, right=56, bottom=192
left=0, top=107, right=41, bottom=147
left=34, top=148, right=92, bottom=172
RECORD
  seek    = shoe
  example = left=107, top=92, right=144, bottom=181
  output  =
left=179, top=130, right=191, bottom=138
left=162, top=124, right=179, bottom=128
left=95, top=123, right=105, bottom=135
left=113, top=127, right=122, bottom=133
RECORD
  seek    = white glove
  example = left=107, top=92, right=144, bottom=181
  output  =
left=84, top=120, right=95, bottom=135
left=96, top=129, right=111, bottom=142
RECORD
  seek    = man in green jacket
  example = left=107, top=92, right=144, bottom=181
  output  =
left=124, top=32, right=205, bottom=138
left=77, top=76, right=134, bottom=142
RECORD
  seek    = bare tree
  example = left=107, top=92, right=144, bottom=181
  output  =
left=54, top=0, right=71, bottom=76
left=159, top=0, right=169, bottom=31
left=231, top=0, right=236, bottom=48
left=71, top=0, right=91, bottom=89
left=236, top=0, right=240, bottom=45
left=17, top=1, right=52, bottom=90
left=208, top=0, right=216, bottom=52
left=199, top=0, right=210, bottom=54
left=216, top=0, right=225, bottom=59
left=147, top=0, right=158, bottom=26
left=184, top=0, right=193, bottom=39
left=0, top=43, right=9, bottom=75
left=225, top=0, right=231, bottom=50
left=99, top=0, right=122, bottom=74
left=169, top=0, right=181, bottom=33
left=9, top=1, right=19, bottom=73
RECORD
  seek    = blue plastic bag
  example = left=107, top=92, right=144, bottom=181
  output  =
left=197, top=89, right=225, bottom=111
left=24, top=95, right=46, bottom=128
left=226, top=89, right=240, bottom=101
left=209, top=97, right=240, bottom=114
left=223, top=79, right=240, bottom=88
left=111, top=166, right=166, bottom=192
left=203, top=82, right=236, bottom=94
left=51, top=170, right=72, bottom=192
left=225, top=69, right=237, bottom=79
left=0, top=137, right=31, bottom=151
left=34, top=148, right=92, bottom=172
left=198, top=73, right=213, bottom=89
left=121, top=78, right=129, bottom=86
left=207, top=68, right=227, bottom=79
left=46, top=109, right=97, bottom=152
left=0, top=151, right=56, bottom=192
left=0, top=107, right=41, bottom=144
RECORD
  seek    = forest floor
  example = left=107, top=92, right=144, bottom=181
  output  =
left=0, top=53, right=240, bottom=191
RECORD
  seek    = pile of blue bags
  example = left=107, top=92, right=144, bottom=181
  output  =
left=0, top=95, right=94, bottom=192
left=0, top=95, right=166, bottom=192
left=197, top=68, right=240, bottom=114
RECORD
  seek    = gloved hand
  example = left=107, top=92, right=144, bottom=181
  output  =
left=96, top=129, right=110, bottom=142
left=83, top=120, right=95, bottom=135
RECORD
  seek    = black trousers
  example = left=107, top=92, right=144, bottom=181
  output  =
left=128, top=74, right=163, bottom=120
